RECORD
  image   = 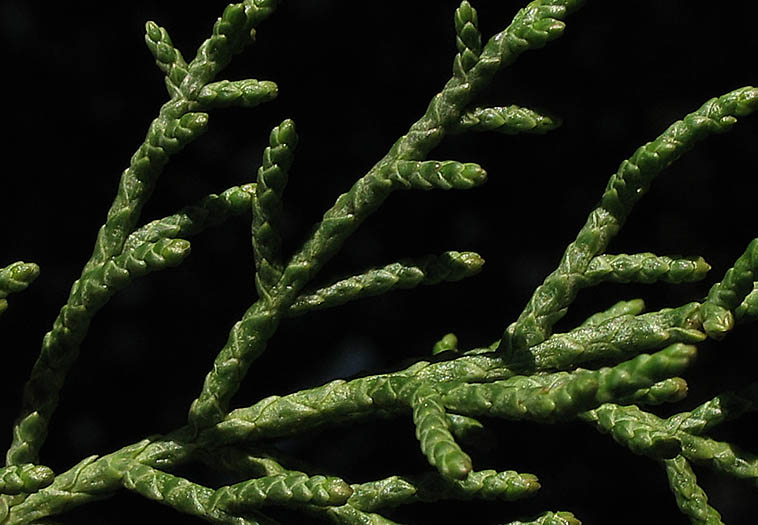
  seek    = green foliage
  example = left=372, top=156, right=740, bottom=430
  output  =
left=2, top=1, right=757, bottom=524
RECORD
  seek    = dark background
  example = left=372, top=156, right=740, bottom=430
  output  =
left=1, top=1, right=757, bottom=523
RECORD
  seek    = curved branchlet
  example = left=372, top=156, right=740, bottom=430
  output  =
left=4, top=443, right=151, bottom=525
left=144, top=21, right=189, bottom=97
left=197, top=355, right=518, bottom=448
left=663, top=455, right=724, bottom=525
left=7, top=2, right=757, bottom=524
left=415, top=469, right=541, bottom=503
left=85, top=111, right=209, bottom=276
left=451, top=105, right=561, bottom=135
left=87, top=0, right=279, bottom=268
left=443, top=344, right=696, bottom=423
left=583, top=254, right=710, bottom=285
left=701, top=238, right=758, bottom=338
left=187, top=301, right=283, bottom=430
left=341, top=469, right=542, bottom=517
left=0, top=465, right=54, bottom=496
left=6, top=239, right=191, bottom=466
left=0, top=262, right=40, bottom=316
left=125, top=184, right=257, bottom=251
left=9, top=105, right=207, bottom=467
left=252, top=119, right=298, bottom=299
left=593, top=344, right=696, bottom=403
left=282, top=0, right=582, bottom=298
left=346, top=477, right=417, bottom=513
left=181, top=1, right=279, bottom=99
left=581, top=404, right=681, bottom=459
left=411, top=384, right=473, bottom=481
left=504, top=511, right=582, bottom=525
left=185, top=121, right=300, bottom=430
left=187, top=250, right=482, bottom=429
left=508, top=303, right=704, bottom=373
left=197, top=79, right=278, bottom=109
left=582, top=403, right=758, bottom=480
left=8, top=0, right=282, bottom=465
left=288, top=252, right=484, bottom=316
left=667, top=384, right=757, bottom=436
left=188, top=316, right=513, bottom=434
left=453, top=1, right=481, bottom=80
left=501, top=86, right=758, bottom=354
left=121, top=462, right=270, bottom=524
left=184, top=0, right=582, bottom=432
left=678, top=430, right=758, bottom=480
left=213, top=472, right=353, bottom=512
left=577, top=298, right=646, bottom=328
left=616, top=377, right=689, bottom=406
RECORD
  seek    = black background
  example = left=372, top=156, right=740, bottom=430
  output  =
left=1, top=1, right=757, bottom=523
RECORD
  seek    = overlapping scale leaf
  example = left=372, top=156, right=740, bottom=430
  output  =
left=385, top=160, right=487, bottom=191
left=144, top=21, right=188, bottom=96
left=411, top=384, right=472, bottom=480
left=584, top=254, right=710, bottom=285
left=197, top=79, right=278, bottom=109
left=454, top=105, right=560, bottom=135
left=215, top=472, right=353, bottom=511
left=253, top=119, right=298, bottom=298
left=453, top=1, right=482, bottom=79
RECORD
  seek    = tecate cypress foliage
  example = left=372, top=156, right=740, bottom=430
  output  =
left=1, top=1, right=757, bottom=524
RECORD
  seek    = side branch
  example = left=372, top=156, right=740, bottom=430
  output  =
left=501, top=86, right=758, bottom=354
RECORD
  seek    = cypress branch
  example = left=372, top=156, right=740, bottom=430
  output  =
left=501, top=86, right=758, bottom=354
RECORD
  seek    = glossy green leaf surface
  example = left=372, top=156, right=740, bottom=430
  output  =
left=2, top=1, right=757, bottom=524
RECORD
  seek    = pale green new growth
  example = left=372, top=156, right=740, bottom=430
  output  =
left=2, top=0, right=757, bottom=524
